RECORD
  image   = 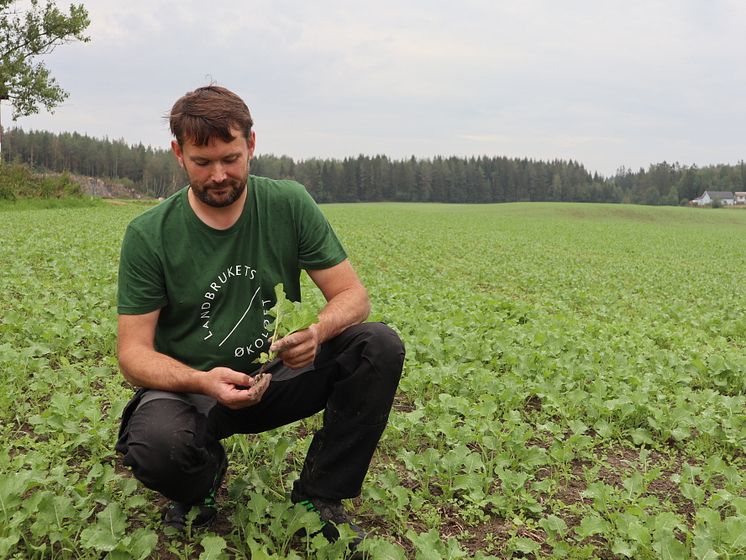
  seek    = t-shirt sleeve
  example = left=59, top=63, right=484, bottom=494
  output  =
left=294, top=186, right=347, bottom=269
left=117, top=225, right=169, bottom=314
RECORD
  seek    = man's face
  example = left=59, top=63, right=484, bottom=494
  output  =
left=172, top=128, right=255, bottom=208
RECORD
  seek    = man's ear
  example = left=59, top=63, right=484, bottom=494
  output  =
left=171, top=140, right=184, bottom=167
left=247, top=130, right=256, bottom=160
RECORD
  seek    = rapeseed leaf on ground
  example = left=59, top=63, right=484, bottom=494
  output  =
left=80, top=503, right=126, bottom=552
left=4, top=202, right=746, bottom=558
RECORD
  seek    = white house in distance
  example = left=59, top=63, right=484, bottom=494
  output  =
left=736, top=192, right=746, bottom=204
left=692, top=191, right=736, bottom=206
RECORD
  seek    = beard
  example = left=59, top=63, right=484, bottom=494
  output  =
left=190, top=177, right=247, bottom=208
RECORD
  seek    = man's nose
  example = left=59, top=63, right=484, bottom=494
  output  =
left=211, top=163, right=227, bottom=183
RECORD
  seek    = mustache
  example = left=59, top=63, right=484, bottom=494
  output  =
left=204, top=179, right=241, bottom=190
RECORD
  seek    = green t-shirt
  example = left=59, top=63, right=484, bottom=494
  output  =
left=117, top=176, right=347, bottom=373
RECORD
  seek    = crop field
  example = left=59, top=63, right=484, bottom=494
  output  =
left=2, top=201, right=746, bottom=559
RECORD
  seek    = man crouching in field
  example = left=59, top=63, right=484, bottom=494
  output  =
left=114, top=85, right=404, bottom=550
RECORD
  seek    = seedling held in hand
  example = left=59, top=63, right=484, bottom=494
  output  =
left=253, top=283, right=318, bottom=380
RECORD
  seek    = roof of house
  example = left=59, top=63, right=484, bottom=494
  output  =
left=704, top=191, right=735, bottom=199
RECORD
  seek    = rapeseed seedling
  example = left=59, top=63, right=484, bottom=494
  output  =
left=2, top=202, right=746, bottom=558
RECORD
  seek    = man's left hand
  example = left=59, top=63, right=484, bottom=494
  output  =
left=270, top=323, right=321, bottom=369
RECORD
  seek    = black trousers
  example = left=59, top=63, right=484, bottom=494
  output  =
left=115, top=323, right=405, bottom=505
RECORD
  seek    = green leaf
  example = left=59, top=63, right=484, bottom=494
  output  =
left=670, top=426, right=690, bottom=441
left=406, top=529, right=447, bottom=560
left=539, top=514, right=568, bottom=537
left=106, top=552, right=133, bottom=560
left=653, top=512, right=686, bottom=536
left=511, top=537, right=540, bottom=554
left=358, top=537, right=408, bottom=559
left=575, top=514, right=608, bottom=539
left=246, top=492, right=269, bottom=523
left=622, top=472, right=643, bottom=497
left=271, top=436, right=291, bottom=467
left=246, top=537, right=273, bottom=560
left=681, top=483, right=705, bottom=505
left=653, top=535, right=689, bottom=559
left=270, top=283, right=318, bottom=339
left=731, top=497, right=746, bottom=516
left=128, top=528, right=158, bottom=560
left=724, top=517, right=746, bottom=549
left=256, top=283, right=319, bottom=363
left=80, top=503, right=127, bottom=552
left=199, top=535, right=227, bottom=560
left=286, top=503, right=324, bottom=537
left=30, top=492, right=75, bottom=543
left=611, top=538, right=636, bottom=557
left=630, top=428, right=654, bottom=446
left=0, top=535, right=20, bottom=558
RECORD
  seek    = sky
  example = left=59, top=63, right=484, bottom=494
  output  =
left=3, top=0, right=746, bottom=176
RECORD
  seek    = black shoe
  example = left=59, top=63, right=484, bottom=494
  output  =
left=163, top=454, right=228, bottom=531
left=291, top=492, right=366, bottom=549
left=163, top=499, right=218, bottom=531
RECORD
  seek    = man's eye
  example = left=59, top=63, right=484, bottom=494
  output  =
left=224, top=156, right=239, bottom=163
left=194, top=161, right=209, bottom=167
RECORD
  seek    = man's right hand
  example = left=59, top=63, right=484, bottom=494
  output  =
left=205, top=367, right=272, bottom=409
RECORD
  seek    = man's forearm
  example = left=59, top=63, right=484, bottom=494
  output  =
left=118, top=347, right=208, bottom=393
left=267, top=260, right=370, bottom=369
left=118, top=342, right=269, bottom=409
left=315, top=284, right=371, bottom=344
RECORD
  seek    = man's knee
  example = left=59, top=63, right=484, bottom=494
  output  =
left=358, top=322, right=405, bottom=380
left=121, top=399, right=213, bottom=502
left=332, top=322, right=405, bottom=410
left=361, top=322, right=405, bottom=353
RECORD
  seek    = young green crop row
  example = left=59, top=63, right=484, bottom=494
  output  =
left=1, top=201, right=745, bottom=559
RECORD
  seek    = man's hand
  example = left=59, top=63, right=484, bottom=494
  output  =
left=205, top=366, right=272, bottom=409
left=270, top=323, right=320, bottom=369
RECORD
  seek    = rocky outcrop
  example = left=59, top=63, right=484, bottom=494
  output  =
left=71, top=175, right=141, bottom=198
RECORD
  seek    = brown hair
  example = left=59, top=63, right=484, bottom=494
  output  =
left=169, top=85, right=254, bottom=146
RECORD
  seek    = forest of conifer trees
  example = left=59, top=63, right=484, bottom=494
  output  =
left=3, top=127, right=745, bottom=205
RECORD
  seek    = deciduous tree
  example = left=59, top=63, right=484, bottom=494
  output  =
left=0, top=0, right=89, bottom=124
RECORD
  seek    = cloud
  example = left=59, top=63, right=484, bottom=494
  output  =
left=459, top=135, right=506, bottom=143
left=4, top=0, right=746, bottom=175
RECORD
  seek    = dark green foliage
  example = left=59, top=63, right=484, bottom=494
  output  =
left=0, top=162, right=81, bottom=200
left=2, top=128, right=606, bottom=203
left=2, top=128, right=185, bottom=198
left=0, top=0, right=90, bottom=118
left=613, top=161, right=746, bottom=206
left=3, top=128, right=745, bottom=206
